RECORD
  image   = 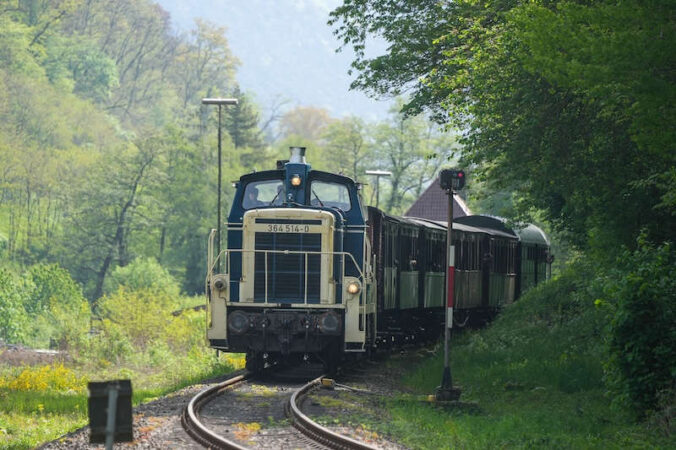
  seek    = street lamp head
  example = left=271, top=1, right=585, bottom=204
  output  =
left=201, top=98, right=239, bottom=105
left=365, top=170, right=392, bottom=177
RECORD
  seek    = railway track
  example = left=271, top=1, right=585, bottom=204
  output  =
left=181, top=367, right=380, bottom=449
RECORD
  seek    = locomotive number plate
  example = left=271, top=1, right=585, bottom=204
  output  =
left=266, top=224, right=311, bottom=233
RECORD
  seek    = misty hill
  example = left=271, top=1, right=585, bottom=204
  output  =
left=156, top=0, right=391, bottom=119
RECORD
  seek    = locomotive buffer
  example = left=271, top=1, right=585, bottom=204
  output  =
left=436, top=169, right=465, bottom=401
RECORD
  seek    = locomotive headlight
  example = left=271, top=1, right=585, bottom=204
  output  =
left=318, top=311, right=341, bottom=334
left=290, top=175, right=302, bottom=186
left=347, top=281, right=361, bottom=295
left=228, top=311, right=249, bottom=335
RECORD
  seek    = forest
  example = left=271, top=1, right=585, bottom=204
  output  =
left=0, top=0, right=673, bottom=445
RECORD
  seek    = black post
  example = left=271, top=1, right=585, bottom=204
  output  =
left=201, top=98, right=238, bottom=273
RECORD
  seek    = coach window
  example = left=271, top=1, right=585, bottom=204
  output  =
left=310, top=181, right=352, bottom=211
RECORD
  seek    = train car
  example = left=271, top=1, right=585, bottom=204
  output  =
left=205, top=148, right=551, bottom=370
left=454, top=215, right=552, bottom=300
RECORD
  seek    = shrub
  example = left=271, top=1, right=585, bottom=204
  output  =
left=25, top=264, right=85, bottom=315
left=24, top=264, right=90, bottom=349
left=0, top=364, right=86, bottom=393
left=97, top=288, right=173, bottom=350
left=601, top=239, right=676, bottom=417
left=103, top=257, right=180, bottom=298
left=0, top=268, right=30, bottom=343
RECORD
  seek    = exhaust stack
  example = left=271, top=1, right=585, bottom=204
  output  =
left=289, top=147, right=307, bottom=164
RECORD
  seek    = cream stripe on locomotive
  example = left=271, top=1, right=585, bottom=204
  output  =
left=239, top=208, right=336, bottom=304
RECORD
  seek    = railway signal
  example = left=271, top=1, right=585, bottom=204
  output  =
left=439, top=168, right=465, bottom=191
left=436, top=168, right=464, bottom=402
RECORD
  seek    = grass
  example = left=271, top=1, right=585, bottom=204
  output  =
left=0, top=353, right=244, bottom=449
left=377, top=269, right=674, bottom=449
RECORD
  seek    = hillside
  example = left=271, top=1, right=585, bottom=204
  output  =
left=155, top=0, right=391, bottom=119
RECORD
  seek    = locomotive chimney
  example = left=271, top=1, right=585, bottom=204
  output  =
left=289, top=147, right=307, bottom=164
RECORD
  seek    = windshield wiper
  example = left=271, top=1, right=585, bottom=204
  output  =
left=269, top=190, right=282, bottom=206
left=312, top=190, right=324, bottom=207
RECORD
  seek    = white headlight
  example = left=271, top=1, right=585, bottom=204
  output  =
left=347, top=281, right=361, bottom=295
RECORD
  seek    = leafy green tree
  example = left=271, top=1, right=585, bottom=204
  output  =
left=25, top=263, right=84, bottom=315
left=224, top=85, right=264, bottom=149
left=600, top=239, right=676, bottom=416
left=320, top=115, right=371, bottom=181
left=0, top=268, right=29, bottom=343
left=278, top=106, right=332, bottom=143
left=371, top=100, right=455, bottom=213
left=104, top=256, right=180, bottom=298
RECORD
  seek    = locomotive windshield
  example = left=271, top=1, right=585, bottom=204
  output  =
left=310, top=180, right=352, bottom=211
left=242, top=179, right=285, bottom=209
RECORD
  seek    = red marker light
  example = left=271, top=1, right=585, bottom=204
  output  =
left=458, top=172, right=463, bottom=177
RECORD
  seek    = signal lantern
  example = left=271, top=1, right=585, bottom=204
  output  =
left=440, top=169, right=466, bottom=191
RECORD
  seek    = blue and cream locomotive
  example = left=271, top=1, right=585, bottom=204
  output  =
left=205, top=147, right=551, bottom=371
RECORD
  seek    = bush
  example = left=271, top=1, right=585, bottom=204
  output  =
left=97, top=288, right=173, bottom=350
left=600, top=239, right=676, bottom=417
left=24, top=264, right=90, bottom=349
left=103, top=257, right=180, bottom=298
left=25, top=264, right=85, bottom=314
left=0, top=268, right=30, bottom=343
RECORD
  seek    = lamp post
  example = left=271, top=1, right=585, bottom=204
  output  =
left=365, top=170, right=392, bottom=209
left=202, top=98, right=238, bottom=272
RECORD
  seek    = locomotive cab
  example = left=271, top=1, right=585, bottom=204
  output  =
left=206, top=147, right=376, bottom=370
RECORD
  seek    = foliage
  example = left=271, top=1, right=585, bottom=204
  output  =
left=599, top=239, right=676, bottom=418
left=330, top=0, right=676, bottom=250
left=0, top=268, right=30, bottom=343
left=103, top=257, right=180, bottom=298
left=0, top=364, right=85, bottom=393
left=25, top=264, right=85, bottom=315
left=380, top=266, right=670, bottom=448
left=24, top=263, right=90, bottom=349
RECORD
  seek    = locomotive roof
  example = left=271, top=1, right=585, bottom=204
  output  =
left=239, top=169, right=357, bottom=187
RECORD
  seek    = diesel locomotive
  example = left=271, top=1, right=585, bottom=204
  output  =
left=205, top=147, right=551, bottom=371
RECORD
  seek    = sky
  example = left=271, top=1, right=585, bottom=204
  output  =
left=156, top=0, right=392, bottom=120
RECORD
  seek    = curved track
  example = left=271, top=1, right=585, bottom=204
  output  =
left=182, top=369, right=378, bottom=449
left=181, top=372, right=250, bottom=449
left=289, top=376, right=378, bottom=450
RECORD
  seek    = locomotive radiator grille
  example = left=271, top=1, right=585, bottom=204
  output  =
left=253, top=232, right=322, bottom=303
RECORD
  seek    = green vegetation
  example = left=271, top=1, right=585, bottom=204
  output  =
left=330, top=0, right=675, bottom=422
left=0, top=260, right=243, bottom=449
left=382, top=267, right=673, bottom=448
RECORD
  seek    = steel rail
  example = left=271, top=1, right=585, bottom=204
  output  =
left=181, top=372, right=249, bottom=450
left=288, top=376, right=378, bottom=450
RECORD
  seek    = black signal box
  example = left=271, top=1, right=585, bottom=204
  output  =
left=88, top=380, right=133, bottom=443
left=440, top=169, right=466, bottom=191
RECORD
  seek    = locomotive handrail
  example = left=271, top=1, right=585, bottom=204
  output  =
left=215, top=248, right=365, bottom=281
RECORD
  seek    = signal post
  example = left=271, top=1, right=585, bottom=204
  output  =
left=436, top=169, right=465, bottom=401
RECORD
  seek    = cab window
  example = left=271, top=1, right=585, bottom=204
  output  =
left=243, top=180, right=285, bottom=209
left=309, top=181, right=351, bottom=211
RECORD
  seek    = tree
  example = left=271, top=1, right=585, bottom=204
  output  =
left=371, top=100, right=455, bottom=213
left=320, top=116, right=371, bottom=181
left=278, top=106, right=332, bottom=142
left=330, top=0, right=676, bottom=249
left=172, top=18, right=239, bottom=108
left=224, top=84, right=264, bottom=151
